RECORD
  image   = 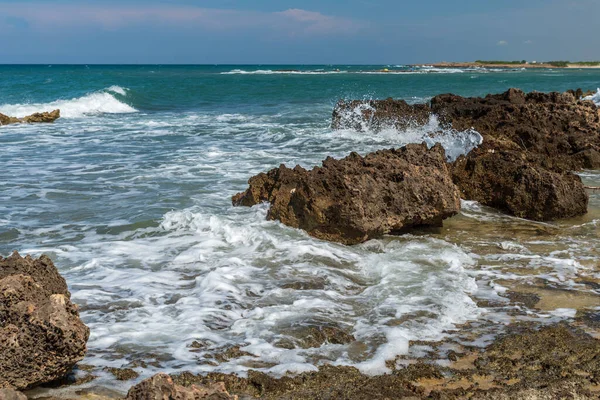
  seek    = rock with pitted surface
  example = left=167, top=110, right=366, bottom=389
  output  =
left=332, top=88, right=600, bottom=171
left=452, top=142, right=589, bottom=220
left=430, top=89, right=600, bottom=171
left=126, top=373, right=237, bottom=400
left=331, top=88, right=598, bottom=220
left=332, top=98, right=430, bottom=132
left=233, top=143, right=461, bottom=245
left=0, top=252, right=89, bottom=390
left=0, top=109, right=60, bottom=125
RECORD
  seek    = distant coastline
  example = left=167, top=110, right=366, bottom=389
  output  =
left=410, top=61, right=600, bottom=69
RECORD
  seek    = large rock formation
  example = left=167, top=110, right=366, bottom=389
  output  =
left=430, top=89, right=600, bottom=171
left=233, top=143, right=461, bottom=245
left=0, top=252, right=89, bottom=390
left=126, top=373, right=237, bottom=400
left=331, top=88, right=598, bottom=221
left=0, top=109, right=60, bottom=125
left=452, top=142, right=589, bottom=220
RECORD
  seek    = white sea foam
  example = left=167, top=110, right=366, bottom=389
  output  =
left=221, top=69, right=347, bottom=75
left=583, top=88, right=600, bottom=105
left=0, top=86, right=137, bottom=118
left=332, top=107, right=483, bottom=161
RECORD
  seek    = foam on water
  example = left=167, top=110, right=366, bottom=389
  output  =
left=0, top=86, right=137, bottom=118
left=2, top=67, right=599, bottom=385
left=331, top=107, right=483, bottom=161
left=49, top=204, right=481, bottom=377
left=583, top=88, right=600, bottom=105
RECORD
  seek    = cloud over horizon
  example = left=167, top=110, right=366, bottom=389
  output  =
left=0, top=4, right=361, bottom=37
left=0, top=0, right=598, bottom=64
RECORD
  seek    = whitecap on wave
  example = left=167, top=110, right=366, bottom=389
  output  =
left=0, top=86, right=137, bottom=118
left=583, top=88, right=600, bottom=106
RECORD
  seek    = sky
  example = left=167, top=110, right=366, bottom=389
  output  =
left=0, top=0, right=598, bottom=64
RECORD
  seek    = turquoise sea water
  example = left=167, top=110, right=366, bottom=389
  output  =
left=1, top=65, right=599, bottom=387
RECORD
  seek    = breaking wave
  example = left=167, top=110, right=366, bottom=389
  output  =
left=0, top=86, right=137, bottom=118
left=583, top=88, right=600, bottom=106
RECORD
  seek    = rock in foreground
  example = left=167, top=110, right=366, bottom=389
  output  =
left=126, top=373, right=237, bottom=400
left=0, top=109, right=60, bottom=125
left=0, top=252, right=89, bottom=390
left=170, top=323, right=600, bottom=399
left=233, top=143, right=461, bottom=245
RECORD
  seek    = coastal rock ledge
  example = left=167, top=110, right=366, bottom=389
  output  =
left=0, top=109, right=60, bottom=125
left=0, top=252, right=89, bottom=390
left=332, top=88, right=598, bottom=221
left=233, top=143, right=461, bottom=245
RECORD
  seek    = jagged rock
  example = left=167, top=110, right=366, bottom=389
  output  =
left=430, top=89, right=600, bottom=171
left=0, top=109, right=60, bottom=125
left=331, top=88, right=598, bottom=220
left=125, top=373, right=237, bottom=400
left=233, top=143, right=460, bottom=245
left=332, top=98, right=430, bottom=131
left=0, top=252, right=89, bottom=390
left=452, top=143, right=589, bottom=220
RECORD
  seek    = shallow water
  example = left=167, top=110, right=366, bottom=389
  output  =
left=1, top=65, right=599, bottom=386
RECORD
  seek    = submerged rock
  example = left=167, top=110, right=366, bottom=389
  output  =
left=168, top=323, right=600, bottom=399
left=0, top=109, right=60, bottom=125
left=126, top=373, right=237, bottom=400
left=0, top=252, right=89, bottom=390
left=233, top=143, right=460, bottom=245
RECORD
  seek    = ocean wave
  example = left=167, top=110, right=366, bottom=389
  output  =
left=0, top=86, right=137, bottom=118
left=583, top=88, right=600, bottom=106
left=221, top=69, right=347, bottom=75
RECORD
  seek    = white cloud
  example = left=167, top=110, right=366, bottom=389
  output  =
left=497, top=40, right=508, bottom=46
left=0, top=4, right=361, bottom=36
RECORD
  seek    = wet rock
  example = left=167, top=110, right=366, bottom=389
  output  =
left=0, top=389, right=27, bottom=400
left=103, top=367, right=139, bottom=381
left=0, top=109, right=60, bottom=125
left=451, top=144, right=589, bottom=220
left=125, top=373, right=237, bottom=400
left=0, top=252, right=89, bottom=390
left=233, top=143, right=461, bottom=245
left=332, top=88, right=600, bottom=172
left=430, top=89, right=600, bottom=171
left=169, top=323, right=600, bottom=399
left=276, top=324, right=355, bottom=349
left=332, top=98, right=430, bottom=131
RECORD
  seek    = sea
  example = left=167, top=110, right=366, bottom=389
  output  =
left=1, top=64, right=599, bottom=389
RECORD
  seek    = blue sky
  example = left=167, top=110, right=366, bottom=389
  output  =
left=0, top=0, right=598, bottom=64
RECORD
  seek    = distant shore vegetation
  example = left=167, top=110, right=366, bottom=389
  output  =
left=475, top=60, right=600, bottom=67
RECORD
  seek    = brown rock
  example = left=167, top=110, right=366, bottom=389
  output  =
left=451, top=144, right=589, bottom=220
left=0, top=109, right=60, bottom=125
left=104, top=367, right=140, bottom=381
left=332, top=98, right=430, bottom=132
left=0, top=389, right=27, bottom=400
left=430, top=89, right=600, bottom=171
left=125, top=373, right=237, bottom=400
left=0, top=252, right=89, bottom=390
left=233, top=143, right=461, bottom=245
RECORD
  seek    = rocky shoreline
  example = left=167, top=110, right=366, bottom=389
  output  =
left=0, top=110, right=60, bottom=125
left=3, top=88, right=600, bottom=399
